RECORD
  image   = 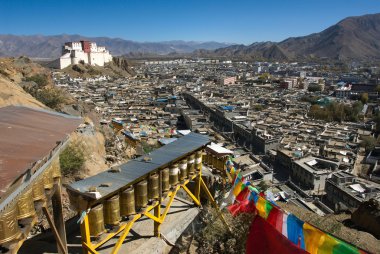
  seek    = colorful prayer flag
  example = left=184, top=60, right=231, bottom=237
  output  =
left=246, top=216, right=308, bottom=254
left=256, top=196, right=273, bottom=219
left=303, top=223, right=365, bottom=254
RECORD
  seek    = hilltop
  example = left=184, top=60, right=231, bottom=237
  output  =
left=54, top=56, right=135, bottom=78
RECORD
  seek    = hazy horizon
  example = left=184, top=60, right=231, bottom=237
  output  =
left=1, top=0, right=380, bottom=44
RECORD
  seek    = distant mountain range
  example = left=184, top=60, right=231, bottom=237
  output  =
left=195, top=13, right=380, bottom=61
left=0, top=34, right=233, bottom=59
left=0, top=13, right=380, bottom=61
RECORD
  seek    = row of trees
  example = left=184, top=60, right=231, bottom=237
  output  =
left=309, top=101, right=364, bottom=122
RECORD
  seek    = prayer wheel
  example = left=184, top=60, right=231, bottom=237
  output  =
left=43, top=167, right=54, bottom=190
left=88, top=204, right=105, bottom=237
left=51, top=161, right=61, bottom=179
left=120, top=187, right=136, bottom=216
left=16, top=188, right=36, bottom=220
left=211, top=155, right=217, bottom=168
left=148, top=174, right=159, bottom=200
left=217, top=157, right=224, bottom=171
left=162, top=168, right=170, bottom=192
left=103, top=195, right=121, bottom=225
left=195, top=151, right=203, bottom=171
left=187, top=154, right=195, bottom=176
left=204, top=153, right=210, bottom=165
left=32, top=178, right=46, bottom=202
left=179, top=159, right=188, bottom=181
left=0, top=205, right=21, bottom=245
left=135, top=180, right=148, bottom=210
left=169, top=164, right=179, bottom=186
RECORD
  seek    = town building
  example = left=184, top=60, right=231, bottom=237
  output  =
left=325, top=171, right=380, bottom=212
left=291, top=156, right=339, bottom=194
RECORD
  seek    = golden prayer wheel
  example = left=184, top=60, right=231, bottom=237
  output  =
left=43, top=167, right=54, bottom=190
left=187, top=154, right=195, bottom=176
left=148, top=174, right=159, bottom=200
left=51, top=160, right=61, bottom=179
left=195, top=151, right=203, bottom=171
left=88, top=204, right=106, bottom=237
left=179, top=160, right=188, bottom=181
left=169, top=164, right=179, bottom=186
left=204, top=153, right=210, bottom=165
left=217, top=157, right=224, bottom=171
left=210, top=155, right=217, bottom=168
left=32, top=178, right=46, bottom=202
left=120, top=187, right=136, bottom=216
left=162, top=168, right=170, bottom=192
left=16, top=188, right=36, bottom=220
left=103, top=195, right=121, bottom=226
left=135, top=180, right=148, bottom=210
left=0, top=205, right=21, bottom=245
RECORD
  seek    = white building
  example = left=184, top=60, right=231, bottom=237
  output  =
left=57, top=41, right=113, bottom=69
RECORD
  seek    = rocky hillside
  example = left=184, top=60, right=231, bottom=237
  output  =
left=56, top=56, right=135, bottom=78
left=0, top=57, right=48, bottom=108
left=0, top=34, right=233, bottom=58
left=195, top=13, right=380, bottom=61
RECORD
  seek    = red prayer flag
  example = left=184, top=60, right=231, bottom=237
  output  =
left=266, top=206, right=283, bottom=232
left=246, top=216, right=308, bottom=254
left=236, top=187, right=250, bottom=202
left=228, top=199, right=256, bottom=216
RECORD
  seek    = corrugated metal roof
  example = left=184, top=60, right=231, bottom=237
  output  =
left=67, top=133, right=210, bottom=201
left=0, top=106, right=81, bottom=198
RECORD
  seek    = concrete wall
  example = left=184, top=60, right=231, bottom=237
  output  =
left=59, top=54, right=72, bottom=69
left=292, top=163, right=328, bottom=192
left=325, top=180, right=361, bottom=211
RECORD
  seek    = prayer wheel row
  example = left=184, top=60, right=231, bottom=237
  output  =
left=203, top=153, right=225, bottom=171
left=86, top=151, right=204, bottom=237
left=168, top=151, right=202, bottom=186
left=0, top=160, right=62, bottom=245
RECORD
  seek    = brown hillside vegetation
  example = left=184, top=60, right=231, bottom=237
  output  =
left=0, top=76, right=46, bottom=108
left=0, top=56, right=75, bottom=110
left=0, top=57, right=48, bottom=108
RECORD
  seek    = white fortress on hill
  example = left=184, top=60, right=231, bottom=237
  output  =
left=57, top=41, right=112, bottom=69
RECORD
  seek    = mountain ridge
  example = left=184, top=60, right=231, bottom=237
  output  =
left=0, top=34, right=234, bottom=59
left=1, top=13, right=380, bottom=61
left=199, top=13, right=380, bottom=61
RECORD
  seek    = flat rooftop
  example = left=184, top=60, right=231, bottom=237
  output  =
left=0, top=106, right=81, bottom=198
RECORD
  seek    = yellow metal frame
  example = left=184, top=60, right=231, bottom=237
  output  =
left=79, top=169, right=229, bottom=254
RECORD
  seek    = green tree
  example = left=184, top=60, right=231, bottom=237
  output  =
left=60, top=141, right=87, bottom=176
left=375, top=85, right=380, bottom=93
left=360, top=136, right=376, bottom=153
left=257, top=181, right=269, bottom=192
left=373, top=112, right=380, bottom=133
left=360, top=93, right=369, bottom=104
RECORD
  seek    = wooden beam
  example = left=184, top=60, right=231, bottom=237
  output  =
left=51, top=179, right=68, bottom=254
left=42, top=206, right=68, bottom=254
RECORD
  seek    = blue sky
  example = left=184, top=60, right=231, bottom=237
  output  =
left=1, top=0, right=380, bottom=44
